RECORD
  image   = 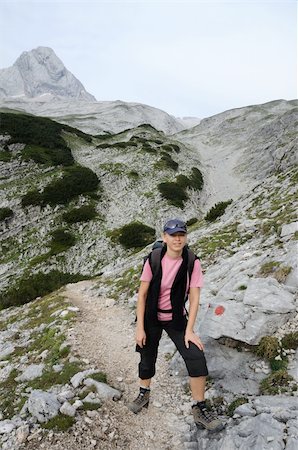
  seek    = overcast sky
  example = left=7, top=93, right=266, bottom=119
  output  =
left=0, top=0, right=297, bottom=118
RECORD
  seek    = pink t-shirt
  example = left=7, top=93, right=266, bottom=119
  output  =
left=140, top=253, right=203, bottom=321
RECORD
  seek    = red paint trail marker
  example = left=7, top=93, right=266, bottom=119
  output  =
left=214, top=305, right=225, bottom=316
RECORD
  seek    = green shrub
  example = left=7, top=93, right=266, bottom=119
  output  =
left=0, top=207, right=13, bottom=221
left=161, top=144, right=180, bottom=153
left=0, top=270, right=87, bottom=309
left=176, top=175, right=191, bottom=189
left=205, top=200, right=233, bottom=222
left=190, top=167, right=204, bottom=190
left=158, top=182, right=188, bottom=208
left=157, top=152, right=179, bottom=171
left=118, top=221, right=156, bottom=249
left=0, top=150, right=12, bottom=162
left=186, top=218, right=198, bottom=226
left=0, top=112, right=91, bottom=148
left=22, top=144, right=73, bottom=166
left=128, top=171, right=139, bottom=179
left=142, top=143, right=156, bottom=153
left=49, top=229, right=76, bottom=255
left=43, top=166, right=100, bottom=206
left=62, top=205, right=97, bottom=223
left=21, top=189, right=43, bottom=207
left=176, top=168, right=203, bottom=191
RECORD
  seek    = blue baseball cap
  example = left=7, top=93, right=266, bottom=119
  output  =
left=163, top=219, right=187, bottom=235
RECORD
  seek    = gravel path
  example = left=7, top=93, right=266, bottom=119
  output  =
left=27, top=280, right=196, bottom=449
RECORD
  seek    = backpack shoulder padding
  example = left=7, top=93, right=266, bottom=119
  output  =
left=148, top=247, right=163, bottom=276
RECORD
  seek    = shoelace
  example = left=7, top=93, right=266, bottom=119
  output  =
left=200, top=407, right=216, bottom=421
left=135, top=393, right=146, bottom=404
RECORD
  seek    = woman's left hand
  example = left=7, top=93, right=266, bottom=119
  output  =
left=184, top=330, right=204, bottom=350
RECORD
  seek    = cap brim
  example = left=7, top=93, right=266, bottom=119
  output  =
left=165, top=227, right=187, bottom=235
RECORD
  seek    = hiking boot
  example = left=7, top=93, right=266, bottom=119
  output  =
left=192, top=404, right=224, bottom=432
left=127, top=390, right=150, bottom=414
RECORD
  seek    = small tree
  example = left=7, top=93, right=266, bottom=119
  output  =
left=118, top=222, right=156, bottom=249
left=205, top=200, right=232, bottom=222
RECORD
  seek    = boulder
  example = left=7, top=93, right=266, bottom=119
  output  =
left=199, top=278, right=295, bottom=345
left=27, top=390, right=60, bottom=423
left=0, top=419, right=15, bottom=434
left=15, top=364, right=45, bottom=382
left=83, top=379, right=122, bottom=401
left=70, top=369, right=97, bottom=388
left=60, top=401, right=76, bottom=417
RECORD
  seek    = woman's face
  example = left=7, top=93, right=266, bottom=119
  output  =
left=162, top=232, right=187, bottom=253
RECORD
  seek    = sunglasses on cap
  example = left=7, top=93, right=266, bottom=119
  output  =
left=163, top=219, right=187, bottom=233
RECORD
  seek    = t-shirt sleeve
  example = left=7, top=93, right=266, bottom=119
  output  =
left=189, top=259, right=204, bottom=288
left=140, top=259, right=153, bottom=282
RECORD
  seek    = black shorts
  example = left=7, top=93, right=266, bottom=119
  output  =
left=136, top=320, right=208, bottom=379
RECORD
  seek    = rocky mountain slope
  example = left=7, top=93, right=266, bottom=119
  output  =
left=0, top=47, right=95, bottom=101
left=174, top=99, right=297, bottom=210
left=0, top=97, right=297, bottom=449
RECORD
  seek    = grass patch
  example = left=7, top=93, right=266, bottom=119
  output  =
left=28, top=362, right=83, bottom=390
left=0, top=369, right=19, bottom=419
left=41, top=414, right=75, bottom=431
left=88, top=372, right=107, bottom=383
left=260, top=370, right=295, bottom=395
left=227, top=397, right=248, bottom=416
left=81, top=402, right=101, bottom=411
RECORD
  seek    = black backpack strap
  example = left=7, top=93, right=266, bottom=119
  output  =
left=148, top=247, right=163, bottom=276
left=187, top=249, right=196, bottom=280
left=184, top=249, right=199, bottom=316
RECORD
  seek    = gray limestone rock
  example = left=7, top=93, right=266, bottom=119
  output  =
left=70, top=369, right=97, bottom=388
left=0, top=343, right=15, bottom=360
left=0, top=420, right=15, bottom=434
left=59, top=401, right=76, bottom=417
left=27, top=390, right=60, bottom=423
left=15, top=364, right=45, bottom=382
left=0, top=47, right=95, bottom=101
left=199, top=278, right=295, bottom=345
left=83, top=379, right=122, bottom=401
left=285, top=418, right=298, bottom=450
left=280, top=222, right=298, bottom=238
left=234, top=403, right=256, bottom=417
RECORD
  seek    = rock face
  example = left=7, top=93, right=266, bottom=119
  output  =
left=0, top=47, right=95, bottom=101
left=199, top=278, right=295, bottom=345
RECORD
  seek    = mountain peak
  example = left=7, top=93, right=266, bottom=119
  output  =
left=0, top=46, right=96, bottom=101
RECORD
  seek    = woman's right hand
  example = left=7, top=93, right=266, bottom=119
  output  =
left=136, top=328, right=146, bottom=348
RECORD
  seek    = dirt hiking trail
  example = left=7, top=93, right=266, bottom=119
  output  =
left=29, top=280, right=196, bottom=450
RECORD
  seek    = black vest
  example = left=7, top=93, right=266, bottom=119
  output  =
left=144, top=246, right=189, bottom=331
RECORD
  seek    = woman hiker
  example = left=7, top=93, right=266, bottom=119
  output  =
left=127, top=218, right=224, bottom=432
